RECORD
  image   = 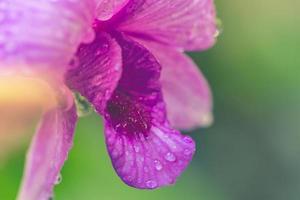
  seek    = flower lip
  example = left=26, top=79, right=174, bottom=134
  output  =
left=103, top=34, right=196, bottom=189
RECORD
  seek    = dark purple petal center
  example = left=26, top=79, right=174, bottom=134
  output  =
left=106, top=90, right=151, bottom=136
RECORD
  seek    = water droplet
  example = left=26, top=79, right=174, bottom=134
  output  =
left=134, top=145, right=140, bottom=153
left=54, top=174, right=62, bottom=185
left=183, top=136, right=193, bottom=144
left=154, top=160, right=163, bottom=171
left=184, top=149, right=192, bottom=156
left=214, top=18, right=223, bottom=38
left=146, top=180, right=158, bottom=189
left=165, top=152, right=176, bottom=162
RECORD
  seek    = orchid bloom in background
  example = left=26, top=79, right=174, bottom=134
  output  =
left=0, top=0, right=217, bottom=199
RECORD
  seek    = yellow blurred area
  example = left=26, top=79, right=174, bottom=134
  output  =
left=0, top=75, right=57, bottom=161
left=0, top=76, right=56, bottom=107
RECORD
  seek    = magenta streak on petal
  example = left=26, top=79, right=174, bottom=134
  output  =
left=17, top=105, right=77, bottom=200
left=102, top=0, right=217, bottom=51
left=133, top=40, right=213, bottom=130
left=65, top=32, right=122, bottom=114
left=104, top=33, right=195, bottom=189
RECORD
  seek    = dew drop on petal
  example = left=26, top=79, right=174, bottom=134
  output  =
left=146, top=180, right=158, bottom=189
left=184, top=149, right=192, bottom=156
left=134, top=145, right=140, bottom=153
left=54, top=173, right=62, bottom=185
left=214, top=18, right=223, bottom=38
left=165, top=152, right=176, bottom=162
left=183, top=136, right=193, bottom=144
left=154, top=160, right=163, bottom=171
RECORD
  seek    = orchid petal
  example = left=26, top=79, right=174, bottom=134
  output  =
left=66, top=32, right=122, bottom=114
left=17, top=105, right=77, bottom=200
left=104, top=33, right=195, bottom=189
left=96, top=0, right=129, bottom=20
left=115, top=0, right=217, bottom=51
left=135, top=41, right=213, bottom=130
left=0, top=0, right=96, bottom=76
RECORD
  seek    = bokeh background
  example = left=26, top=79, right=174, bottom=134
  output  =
left=1, top=0, right=299, bottom=199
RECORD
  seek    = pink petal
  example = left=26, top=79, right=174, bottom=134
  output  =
left=0, top=0, right=96, bottom=75
left=96, top=0, right=129, bottom=20
left=66, top=32, right=122, bottom=114
left=135, top=41, right=213, bottom=130
left=115, top=0, right=217, bottom=51
left=17, top=105, right=78, bottom=200
left=104, top=33, right=195, bottom=189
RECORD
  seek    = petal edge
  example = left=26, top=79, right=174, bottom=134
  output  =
left=116, top=0, right=217, bottom=51
left=132, top=40, right=213, bottom=130
left=66, top=32, right=122, bottom=114
left=17, top=105, right=77, bottom=200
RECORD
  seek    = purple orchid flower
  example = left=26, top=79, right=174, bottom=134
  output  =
left=0, top=0, right=217, bottom=199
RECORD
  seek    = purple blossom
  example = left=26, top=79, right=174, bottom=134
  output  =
left=0, top=0, right=217, bottom=199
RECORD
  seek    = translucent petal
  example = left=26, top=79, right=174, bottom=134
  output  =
left=17, top=105, right=77, bottom=200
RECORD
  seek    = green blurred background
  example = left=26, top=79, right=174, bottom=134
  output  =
left=1, top=0, right=299, bottom=199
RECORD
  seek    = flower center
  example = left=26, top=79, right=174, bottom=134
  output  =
left=106, top=90, right=152, bottom=137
